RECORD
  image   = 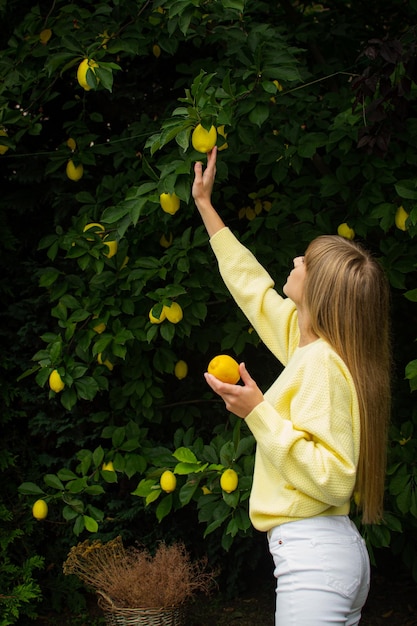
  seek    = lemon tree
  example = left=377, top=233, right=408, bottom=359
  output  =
left=2, top=0, right=417, bottom=616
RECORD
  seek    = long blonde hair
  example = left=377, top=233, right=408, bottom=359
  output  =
left=304, top=235, right=391, bottom=524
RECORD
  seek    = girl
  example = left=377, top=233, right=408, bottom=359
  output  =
left=192, top=147, right=391, bottom=625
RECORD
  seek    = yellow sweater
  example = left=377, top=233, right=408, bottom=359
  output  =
left=210, top=227, right=360, bottom=532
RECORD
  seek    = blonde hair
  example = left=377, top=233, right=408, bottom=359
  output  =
left=304, top=235, right=391, bottom=524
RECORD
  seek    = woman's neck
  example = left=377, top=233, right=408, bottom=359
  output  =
left=297, top=308, right=319, bottom=347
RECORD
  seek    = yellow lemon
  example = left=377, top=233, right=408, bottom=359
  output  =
left=160, top=192, right=180, bottom=215
left=67, top=137, right=77, bottom=151
left=207, top=355, right=240, bottom=384
left=77, top=58, right=99, bottom=91
left=220, top=468, right=238, bottom=493
left=39, top=28, right=52, bottom=44
left=201, top=486, right=212, bottom=495
left=337, top=223, right=355, bottom=240
left=153, top=44, right=161, bottom=58
left=174, top=360, right=188, bottom=380
left=0, top=129, right=9, bottom=155
left=165, top=302, right=183, bottom=324
left=353, top=491, right=361, bottom=507
left=97, top=353, right=114, bottom=371
left=66, top=160, right=83, bottom=181
left=120, top=255, right=129, bottom=269
left=32, top=499, right=48, bottom=520
left=83, top=222, right=105, bottom=239
left=149, top=305, right=167, bottom=324
left=395, top=205, right=409, bottom=231
left=191, top=124, right=217, bottom=153
left=102, top=461, right=114, bottom=471
left=160, top=470, right=176, bottom=493
left=93, top=321, right=106, bottom=334
left=217, top=125, right=228, bottom=151
left=49, top=369, right=65, bottom=393
left=103, top=237, right=118, bottom=258
left=159, top=232, right=173, bottom=248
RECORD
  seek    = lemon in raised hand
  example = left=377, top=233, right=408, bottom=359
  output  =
left=160, top=470, right=176, bottom=493
left=191, top=124, right=217, bottom=153
left=220, top=468, right=238, bottom=493
left=207, top=355, right=240, bottom=384
left=49, top=369, right=65, bottom=393
left=32, top=499, right=48, bottom=520
left=160, top=192, right=180, bottom=215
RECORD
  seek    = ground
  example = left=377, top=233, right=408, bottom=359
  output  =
left=186, top=568, right=417, bottom=626
left=35, top=566, right=417, bottom=625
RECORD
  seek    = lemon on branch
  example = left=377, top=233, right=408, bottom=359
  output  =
left=77, top=58, right=99, bottom=91
left=32, top=499, right=48, bottom=520
left=160, top=192, right=180, bottom=215
left=220, top=468, right=238, bottom=493
left=49, top=369, right=65, bottom=393
left=174, top=360, right=188, bottom=380
left=337, top=223, right=355, bottom=240
left=160, top=470, right=176, bottom=493
left=66, top=160, right=83, bottom=181
left=191, top=124, right=217, bottom=153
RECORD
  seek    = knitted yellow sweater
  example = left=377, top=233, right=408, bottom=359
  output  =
left=210, top=227, right=360, bottom=532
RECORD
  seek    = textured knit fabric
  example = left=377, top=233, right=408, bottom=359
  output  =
left=209, top=227, right=360, bottom=532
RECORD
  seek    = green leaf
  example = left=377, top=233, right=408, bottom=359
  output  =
left=57, top=469, right=78, bottom=482
left=73, top=515, right=85, bottom=536
left=131, top=479, right=156, bottom=497
left=172, top=447, right=198, bottom=464
left=44, top=474, right=64, bottom=490
left=83, top=515, right=99, bottom=533
left=395, top=180, right=417, bottom=200
left=156, top=493, right=173, bottom=521
left=18, top=482, right=45, bottom=496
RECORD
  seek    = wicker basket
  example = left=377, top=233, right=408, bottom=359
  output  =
left=98, top=592, right=185, bottom=626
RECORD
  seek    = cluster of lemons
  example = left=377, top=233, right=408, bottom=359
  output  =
left=159, top=466, right=239, bottom=496
left=159, top=354, right=241, bottom=492
left=337, top=204, right=409, bottom=240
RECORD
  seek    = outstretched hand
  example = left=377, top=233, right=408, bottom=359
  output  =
left=204, top=362, right=264, bottom=419
left=192, top=146, right=217, bottom=210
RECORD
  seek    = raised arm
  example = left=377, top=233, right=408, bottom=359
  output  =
left=192, top=147, right=225, bottom=237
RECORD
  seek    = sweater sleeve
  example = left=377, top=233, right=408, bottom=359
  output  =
left=210, top=227, right=299, bottom=365
left=245, top=347, right=358, bottom=507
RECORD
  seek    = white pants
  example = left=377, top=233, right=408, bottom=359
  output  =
left=268, top=516, right=370, bottom=625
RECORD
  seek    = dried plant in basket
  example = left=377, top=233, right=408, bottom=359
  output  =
left=63, top=536, right=218, bottom=610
